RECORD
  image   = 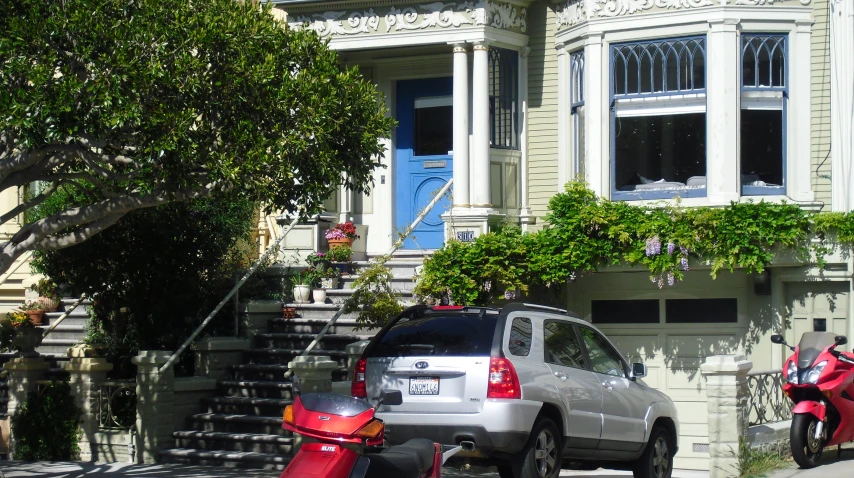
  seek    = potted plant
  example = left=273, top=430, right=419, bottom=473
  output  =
left=20, top=301, right=45, bottom=326
left=293, top=267, right=317, bottom=304
left=325, top=222, right=359, bottom=249
left=29, top=278, right=60, bottom=312
left=327, top=245, right=354, bottom=274
left=319, top=266, right=339, bottom=290
left=3, top=311, right=43, bottom=357
left=306, top=251, right=331, bottom=271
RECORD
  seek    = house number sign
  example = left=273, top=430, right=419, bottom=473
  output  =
left=456, top=231, right=475, bottom=242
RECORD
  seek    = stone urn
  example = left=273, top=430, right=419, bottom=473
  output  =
left=12, top=327, right=44, bottom=358
left=293, top=285, right=311, bottom=304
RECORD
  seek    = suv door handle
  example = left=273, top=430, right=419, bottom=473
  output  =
left=554, top=371, right=567, bottom=381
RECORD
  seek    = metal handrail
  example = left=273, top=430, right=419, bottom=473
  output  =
left=0, top=251, right=33, bottom=287
left=42, top=294, right=88, bottom=338
left=158, top=214, right=302, bottom=373
left=297, top=178, right=453, bottom=359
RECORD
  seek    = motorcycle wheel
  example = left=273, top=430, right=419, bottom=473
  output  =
left=791, top=414, right=824, bottom=468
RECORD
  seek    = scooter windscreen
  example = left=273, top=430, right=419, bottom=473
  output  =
left=797, top=332, right=838, bottom=369
left=300, top=392, right=373, bottom=417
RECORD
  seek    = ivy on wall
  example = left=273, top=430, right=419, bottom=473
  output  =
left=414, top=181, right=851, bottom=306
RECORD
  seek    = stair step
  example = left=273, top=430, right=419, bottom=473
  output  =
left=188, top=413, right=285, bottom=435
left=173, top=430, right=292, bottom=444
left=227, top=364, right=290, bottom=382
left=202, top=396, right=292, bottom=415
left=218, top=380, right=292, bottom=390
left=158, top=448, right=290, bottom=469
left=255, top=333, right=370, bottom=342
left=204, top=397, right=292, bottom=407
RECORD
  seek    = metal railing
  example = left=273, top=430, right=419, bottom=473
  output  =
left=98, top=380, right=137, bottom=430
left=746, top=369, right=793, bottom=426
left=158, top=214, right=302, bottom=373
left=41, top=294, right=88, bottom=339
left=0, top=251, right=33, bottom=287
left=296, top=178, right=453, bottom=360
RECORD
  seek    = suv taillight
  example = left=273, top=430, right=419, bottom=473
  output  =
left=487, top=357, right=521, bottom=399
left=352, top=357, right=367, bottom=398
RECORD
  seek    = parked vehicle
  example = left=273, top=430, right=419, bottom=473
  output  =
left=772, top=332, right=854, bottom=468
left=279, top=390, right=464, bottom=478
left=351, top=303, right=680, bottom=478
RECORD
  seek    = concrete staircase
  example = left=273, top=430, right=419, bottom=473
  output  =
left=37, top=298, right=91, bottom=357
left=158, top=253, right=425, bottom=469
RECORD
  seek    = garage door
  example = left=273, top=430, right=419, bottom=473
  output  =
left=785, top=282, right=849, bottom=351
left=591, top=296, right=744, bottom=471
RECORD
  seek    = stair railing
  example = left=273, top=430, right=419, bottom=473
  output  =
left=158, top=213, right=303, bottom=374
left=0, top=250, right=33, bottom=287
left=42, top=294, right=89, bottom=339
left=294, top=178, right=453, bottom=361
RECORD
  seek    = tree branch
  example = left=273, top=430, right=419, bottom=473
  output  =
left=34, top=212, right=126, bottom=251
left=0, top=181, right=61, bottom=226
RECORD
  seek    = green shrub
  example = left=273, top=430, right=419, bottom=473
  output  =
left=11, top=381, right=82, bottom=461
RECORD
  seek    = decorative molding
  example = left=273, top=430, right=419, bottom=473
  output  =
left=556, top=0, right=811, bottom=30
left=288, top=1, right=527, bottom=39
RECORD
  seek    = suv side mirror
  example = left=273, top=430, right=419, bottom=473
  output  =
left=770, top=334, right=785, bottom=344
left=836, top=336, right=848, bottom=346
left=380, top=390, right=403, bottom=407
left=632, top=362, right=647, bottom=380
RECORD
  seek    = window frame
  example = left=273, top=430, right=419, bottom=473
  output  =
left=508, top=316, right=533, bottom=357
left=609, top=35, right=709, bottom=201
left=570, top=50, right=585, bottom=178
left=576, top=325, right=628, bottom=378
left=740, top=33, right=788, bottom=197
left=488, top=47, right=520, bottom=151
left=542, top=319, right=590, bottom=371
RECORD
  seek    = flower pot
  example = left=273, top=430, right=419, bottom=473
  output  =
left=293, top=285, right=311, bottom=304
left=332, top=262, right=353, bottom=275
left=12, top=327, right=43, bottom=358
left=312, top=289, right=327, bottom=304
left=37, top=297, right=60, bottom=312
left=327, top=237, right=354, bottom=249
left=282, top=307, right=297, bottom=319
left=24, top=310, right=44, bottom=326
left=320, top=276, right=338, bottom=290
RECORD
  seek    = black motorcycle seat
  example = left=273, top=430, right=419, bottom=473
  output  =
left=363, top=438, right=435, bottom=478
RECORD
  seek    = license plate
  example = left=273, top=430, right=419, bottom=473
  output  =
left=409, top=376, right=440, bottom=395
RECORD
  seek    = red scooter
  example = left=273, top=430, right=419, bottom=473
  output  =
left=278, top=390, right=464, bottom=478
left=772, top=332, right=854, bottom=468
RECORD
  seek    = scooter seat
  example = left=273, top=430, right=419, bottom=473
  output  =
left=364, top=438, right=435, bottom=477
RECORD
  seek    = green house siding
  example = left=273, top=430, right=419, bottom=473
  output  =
left=811, top=0, right=832, bottom=207
left=526, top=1, right=559, bottom=228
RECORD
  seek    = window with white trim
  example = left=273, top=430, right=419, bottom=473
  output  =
left=741, top=34, right=786, bottom=195
left=611, top=37, right=707, bottom=200
left=570, top=50, right=585, bottom=178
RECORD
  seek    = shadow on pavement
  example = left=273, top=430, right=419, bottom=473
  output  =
left=0, top=461, right=276, bottom=477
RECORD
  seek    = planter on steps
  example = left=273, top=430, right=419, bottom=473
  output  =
left=312, top=289, right=327, bottom=304
left=293, top=285, right=311, bottom=304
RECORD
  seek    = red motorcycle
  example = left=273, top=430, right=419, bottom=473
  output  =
left=772, top=332, right=854, bottom=468
left=278, top=390, right=464, bottom=478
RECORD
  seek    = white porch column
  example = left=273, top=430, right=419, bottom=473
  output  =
left=791, top=20, right=815, bottom=203
left=471, top=42, right=492, bottom=207
left=556, top=42, right=569, bottom=190
left=453, top=43, right=471, bottom=208
left=706, top=19, right=740, bottom=204
left=583, top=32, right=606, bottom=197
left=831, top=0, right=854, bottom=211
left=520, top=47, right=534, bottom=229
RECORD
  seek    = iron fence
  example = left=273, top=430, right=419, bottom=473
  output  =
left=98, top=380, right=136, bottom=430
left=746, top=369, right=792, bottom=426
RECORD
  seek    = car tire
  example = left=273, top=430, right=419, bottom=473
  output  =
left=632, top=427, right=673, bottom=478
left=512, top=418, right=563, bottom=478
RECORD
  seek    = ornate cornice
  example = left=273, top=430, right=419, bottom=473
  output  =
left=556, top=0, right=812, bottom=30
left=287, top=1, right=527, bottom=38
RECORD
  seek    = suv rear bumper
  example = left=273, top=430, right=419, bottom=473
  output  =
left=377, top=399, right=542, bottom=455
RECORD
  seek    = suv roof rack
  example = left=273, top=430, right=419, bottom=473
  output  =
left=501, top=302, right=569, bottom=315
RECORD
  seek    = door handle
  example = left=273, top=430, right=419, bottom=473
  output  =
left=602, top=382, right=614, bottom=391
left=554, top=371, right=567, bottom=381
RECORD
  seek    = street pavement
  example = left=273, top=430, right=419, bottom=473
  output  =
left=0, top=461, right=710, bottom=477
left=768, top=452, right=854, bottom=478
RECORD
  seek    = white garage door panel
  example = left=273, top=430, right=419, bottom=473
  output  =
left=609, top=335, right=661, bottom=360
left=667, top=334, right=739, bottom=359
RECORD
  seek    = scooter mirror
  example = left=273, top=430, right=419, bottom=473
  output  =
left=381, top=390, right=403, bottom=406
left=836, top=335, right=848, bottom=346
left=770, top=334, right=786, bottom=345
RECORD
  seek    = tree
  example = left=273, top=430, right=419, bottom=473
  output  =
left=0, top=0, right=394, bottom=274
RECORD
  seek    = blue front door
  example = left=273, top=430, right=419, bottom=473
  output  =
left=395, top=78, right=454, bottom=250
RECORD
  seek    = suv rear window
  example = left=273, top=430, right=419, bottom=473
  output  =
left=367, top=314, right=498, bottom=357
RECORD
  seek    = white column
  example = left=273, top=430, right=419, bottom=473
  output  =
left=706, top=19, right=741, bottom=204
left=831, top=0, right=854, bottom=211
left=520, top=47, right=533, bottom=228
left=583, top=32, right=606, bottom=197
left=791, top=20, right=815, bottom=203
left=453, top=44, right=471, bottom=208
left=556, top=42, right=569, bottom=190
left=700, top=355, right=753, bottom=478
left=471, top=42, right=491, bottom=207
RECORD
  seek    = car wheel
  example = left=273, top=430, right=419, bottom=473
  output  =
left=514, top=418, right=563, bottom=478
left=633, top=427, right=673, bottom=478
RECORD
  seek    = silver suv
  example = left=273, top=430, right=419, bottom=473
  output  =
left=351, top=303, right=679, bottom=478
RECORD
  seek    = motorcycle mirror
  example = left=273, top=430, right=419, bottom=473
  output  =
left=770, top=334, right=786, bottom=345
left=380, top=390, right=403, bottom=407
left=836, top=335, right=848, bottom=346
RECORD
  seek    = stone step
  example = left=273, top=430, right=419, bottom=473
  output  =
left=218, top=380, right=294, bottom=400
left=187, top=413, right=285, bottom=435
left=349, top=260, right=423, bottom=278
left=202, top=396, right=292, bottom=416
left=228, top=364, right=290, bottom=382
left=253, top=332, right=370, bottom=351
left=38, top=325, right=86, bottom=341
left=244, top=348, right=349, bottom=367
left=158, top=448, right=290, bottom=470
left=267, top=317, right=375, bottom=335
left=338, top=275, right=416, bottom=291
left=37, top=339, right=79, bottom=356
left=173, top=430, right=293, bottom=455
